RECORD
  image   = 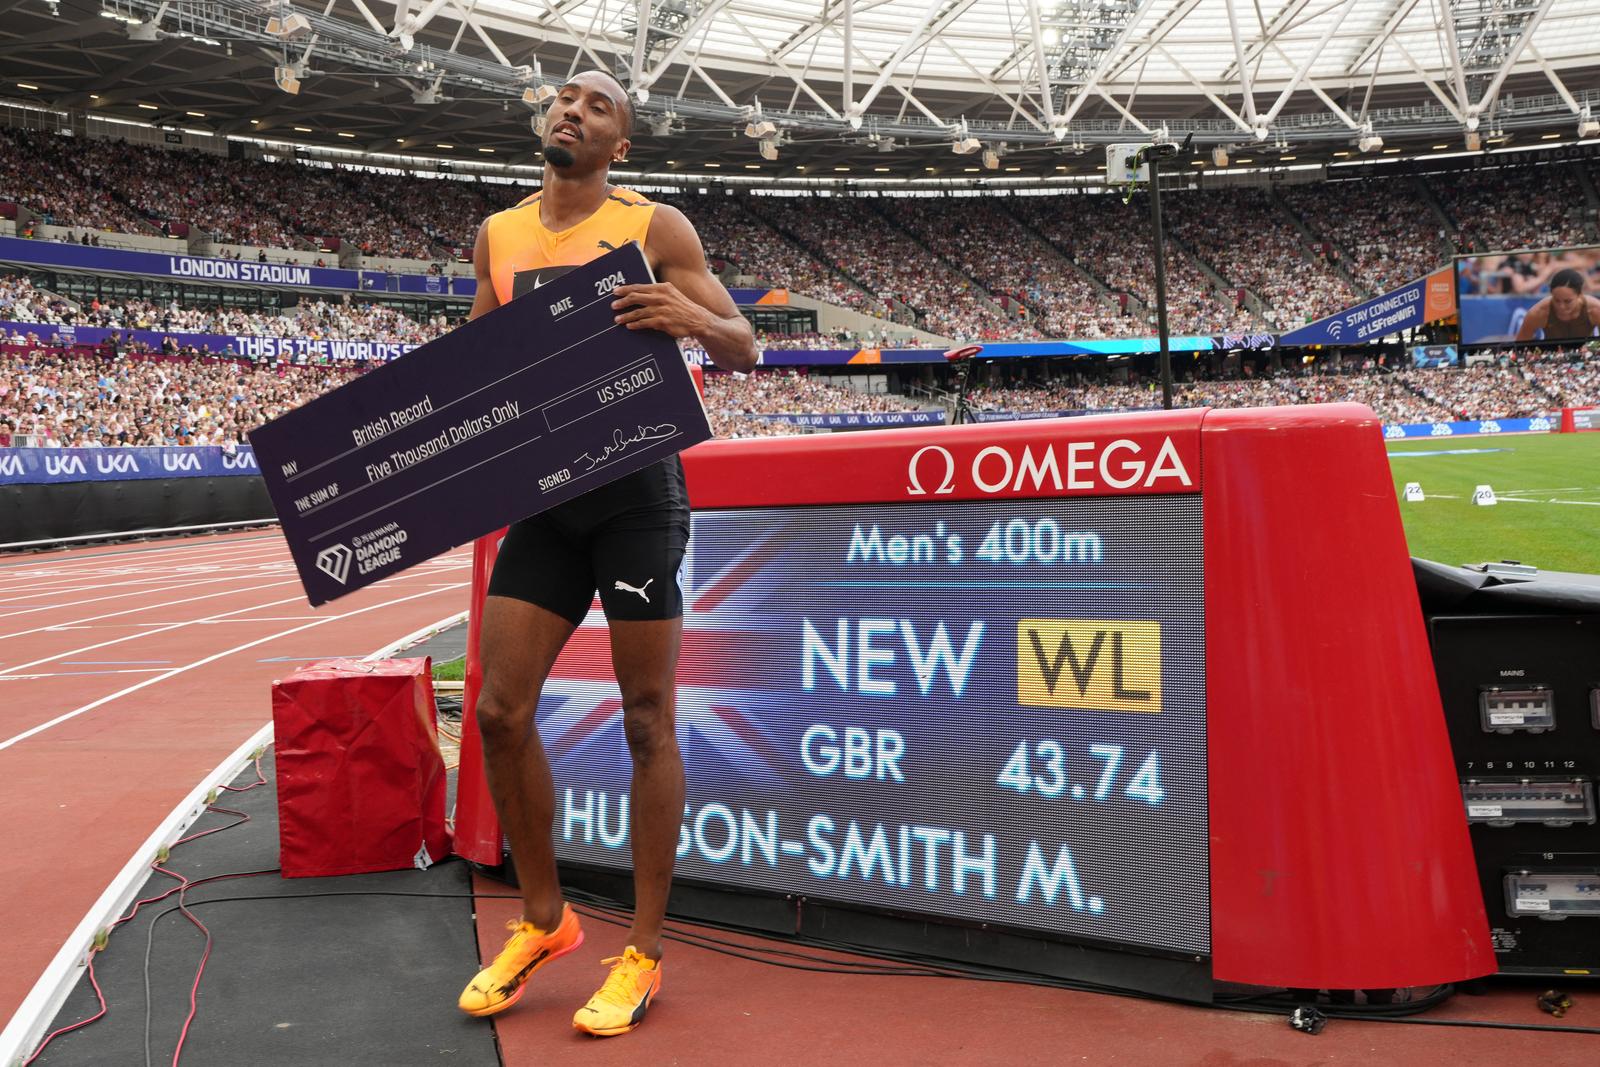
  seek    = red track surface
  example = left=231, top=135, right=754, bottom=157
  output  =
left=0, top=529, right=471, bottom=1024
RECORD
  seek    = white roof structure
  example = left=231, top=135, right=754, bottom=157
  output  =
left=3, top=0, right=1597, bottom=175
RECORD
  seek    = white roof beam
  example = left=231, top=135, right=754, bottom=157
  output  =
left=1222, top=0, right=1260, bottom=126
left=1392, top=38, right=1463, bottom=121
left=448, top=0, right=517, bottom=69
left=1525, top=42, right=1582, bottom=116
left=345, top=0, right=390, bottom=35
left=1104, top=0, right=1203, bottom=82
left=850, top=0, right=956, bottom=119
left=1266, top=43, right=1363, bottom=129
left=1219, top=0, right=1315, bottom=83
left=395, top=0, right=452, bottom=40
left=1093, top=84, right=1151, bottom=134
left=936, top=37, right=1048, bottom=132
left=629, top=0, right=652, bottom=88
left=1055, top=0, right=1159, bottom=127
left=1468, top=0, right=1559, bottom=118
left=1343, top=0, right=1424, bottom=78
left=539, top=0, right=623, bottom=75
left=1259, top=0, right=1359, bottom=126
left=1432, top=0, right=1471, bottom=117
left=637, top=0, right=735, bottom=91
left=1156, top=46, right=1254, bottom=132
left=841, top=0, right=853, bottom=115
left=1024, top=0, right=1057, bottom=127
left=724, top=10, right=842, bottom=119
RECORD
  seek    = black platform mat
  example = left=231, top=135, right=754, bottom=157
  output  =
left=31, top=752, right=499, bottom=1067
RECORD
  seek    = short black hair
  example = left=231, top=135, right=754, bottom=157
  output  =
left=1551, top=267, right=1585, bottom=294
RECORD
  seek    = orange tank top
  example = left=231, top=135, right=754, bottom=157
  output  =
left=485, top=186, right=657, bottom=305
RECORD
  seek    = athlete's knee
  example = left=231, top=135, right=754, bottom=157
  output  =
left=621, top=695, right=677, bottom=766
left=476, top=683, right=536, bottom=747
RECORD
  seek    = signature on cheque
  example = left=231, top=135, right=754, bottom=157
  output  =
left=574, top=423, right=679, bottom=473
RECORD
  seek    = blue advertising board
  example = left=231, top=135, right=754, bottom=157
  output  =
left=544, top=494, right=1210, bottom=955
left=1, top=321, right=420, bottom=363
left=1280, top=280, right=1425, bottom=346
left=0, top=236, right=361, bottom=291
left=0, top=445, right=260, bottom=485
left=1380, top=415, right=1555, bottom=439
left=753, top=411, right=945, bottom=428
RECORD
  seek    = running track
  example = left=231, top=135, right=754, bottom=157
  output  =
left=0, top=529, right=473, bottom=1024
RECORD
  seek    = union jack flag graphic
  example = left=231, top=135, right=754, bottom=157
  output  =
left=536, top=516, right=794, bottom=786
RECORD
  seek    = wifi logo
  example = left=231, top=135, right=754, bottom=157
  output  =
left=1328, top=320, right=1344, bottom=340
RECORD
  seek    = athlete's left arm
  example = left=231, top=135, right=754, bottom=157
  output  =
left=613, top=204, right=758, bottom=372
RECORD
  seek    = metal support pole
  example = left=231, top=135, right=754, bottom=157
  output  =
left=1147, top=153, right=1174, bottom=410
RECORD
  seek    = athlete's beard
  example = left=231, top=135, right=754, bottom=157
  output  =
left=543, top=143, right=576, bottom=168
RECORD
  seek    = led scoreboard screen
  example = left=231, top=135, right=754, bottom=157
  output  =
left=538, top=495, right=1208, bottom=956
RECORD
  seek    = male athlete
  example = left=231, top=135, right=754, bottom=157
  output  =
left=1515, top=267, right=1600, bottom=341
left=457, top=70, right=758, bottom=1036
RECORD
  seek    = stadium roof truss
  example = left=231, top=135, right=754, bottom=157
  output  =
left=2, top=0, right=1598, bottom=176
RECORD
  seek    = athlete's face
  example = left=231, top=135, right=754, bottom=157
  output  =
left=543, top=73, right=631, bottom=172
left=1551, top=284, right=1584, bottom=319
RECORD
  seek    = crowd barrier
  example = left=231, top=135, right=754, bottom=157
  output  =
left=0, top=445, right=261, bottom=485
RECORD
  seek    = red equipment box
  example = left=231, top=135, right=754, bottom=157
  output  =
left=271, top=657, right=450, bottom=877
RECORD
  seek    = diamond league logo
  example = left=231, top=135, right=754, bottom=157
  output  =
left=315, top=543, right=353, bottom=585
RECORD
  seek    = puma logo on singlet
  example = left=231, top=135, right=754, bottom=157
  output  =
left=597, top=239, right=618, bottom=251
left=614, top=578, right=653, bottom=603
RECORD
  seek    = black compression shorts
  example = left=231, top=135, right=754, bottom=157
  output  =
left=487, top=457, right=690, bottom=624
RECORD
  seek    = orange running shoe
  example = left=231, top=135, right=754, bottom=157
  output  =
left=572, top=947, right=662, bottom=1036
left=458, top=903, right=584, bottom=1018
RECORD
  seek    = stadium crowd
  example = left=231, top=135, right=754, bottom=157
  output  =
left=0, top=275, right=456, bottom=345
left=1009, top=194, right=1259, bottom=335
left=4, top=123, right=1599, bottom=347
left=1166, top=188, right=1359, bottom=327
left=0, top=346, right=371, bottom=447
left=742, top=196, right=1038, bottom=339
left=967, top=350, right=1600, bottom=425
left=1439, top=162, right=1592, bottom=255
left=1280, top=179, right=1448, bottom=293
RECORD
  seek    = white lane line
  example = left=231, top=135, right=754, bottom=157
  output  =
left=0, top=545, right=290, bottom=603
left=1495, top=497, right=1600, bottom=507
left=0, top=581, right=469, bottom=752
left=0, top=669, right=171, bottom=680
left=0, top=605, right=468, bottom=1066
left=0, top=559, right=294, bottom=618
left=0, top=577, right=304, bottom=641
left=0, top=534, right=282, bottom=580
left=0, top=586, right=318, bottom=677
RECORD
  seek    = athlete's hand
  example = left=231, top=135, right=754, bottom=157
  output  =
left=611, top=283, right=711, bottom=338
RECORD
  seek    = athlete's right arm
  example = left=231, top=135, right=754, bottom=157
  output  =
left=466, top=218, right=500, bottom=322
left=1514, top=297, right=1549, bottom=342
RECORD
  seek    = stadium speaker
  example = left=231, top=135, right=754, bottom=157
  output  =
left=1211, top=146, right=1229, bottom=167
left=758, top=138, right=778, bottom=162
left=951, top=136, right=981, bottom=155
left=1465, top=130, right=1482, bottom=152
left=273, top=64, right=302, bottom=95
left=267, top=12, right=311, bottom=38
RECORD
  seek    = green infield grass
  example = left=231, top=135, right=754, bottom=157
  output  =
left=1387, top=432, right=1600, bottom=575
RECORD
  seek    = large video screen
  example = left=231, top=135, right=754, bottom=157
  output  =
left=1457, top=244, right=1600, bottom=344
left=536, top=496, right=1210, bottom=957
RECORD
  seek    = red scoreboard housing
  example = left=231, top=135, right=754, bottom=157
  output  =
left=454, top=403, right=1492, bottom=992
